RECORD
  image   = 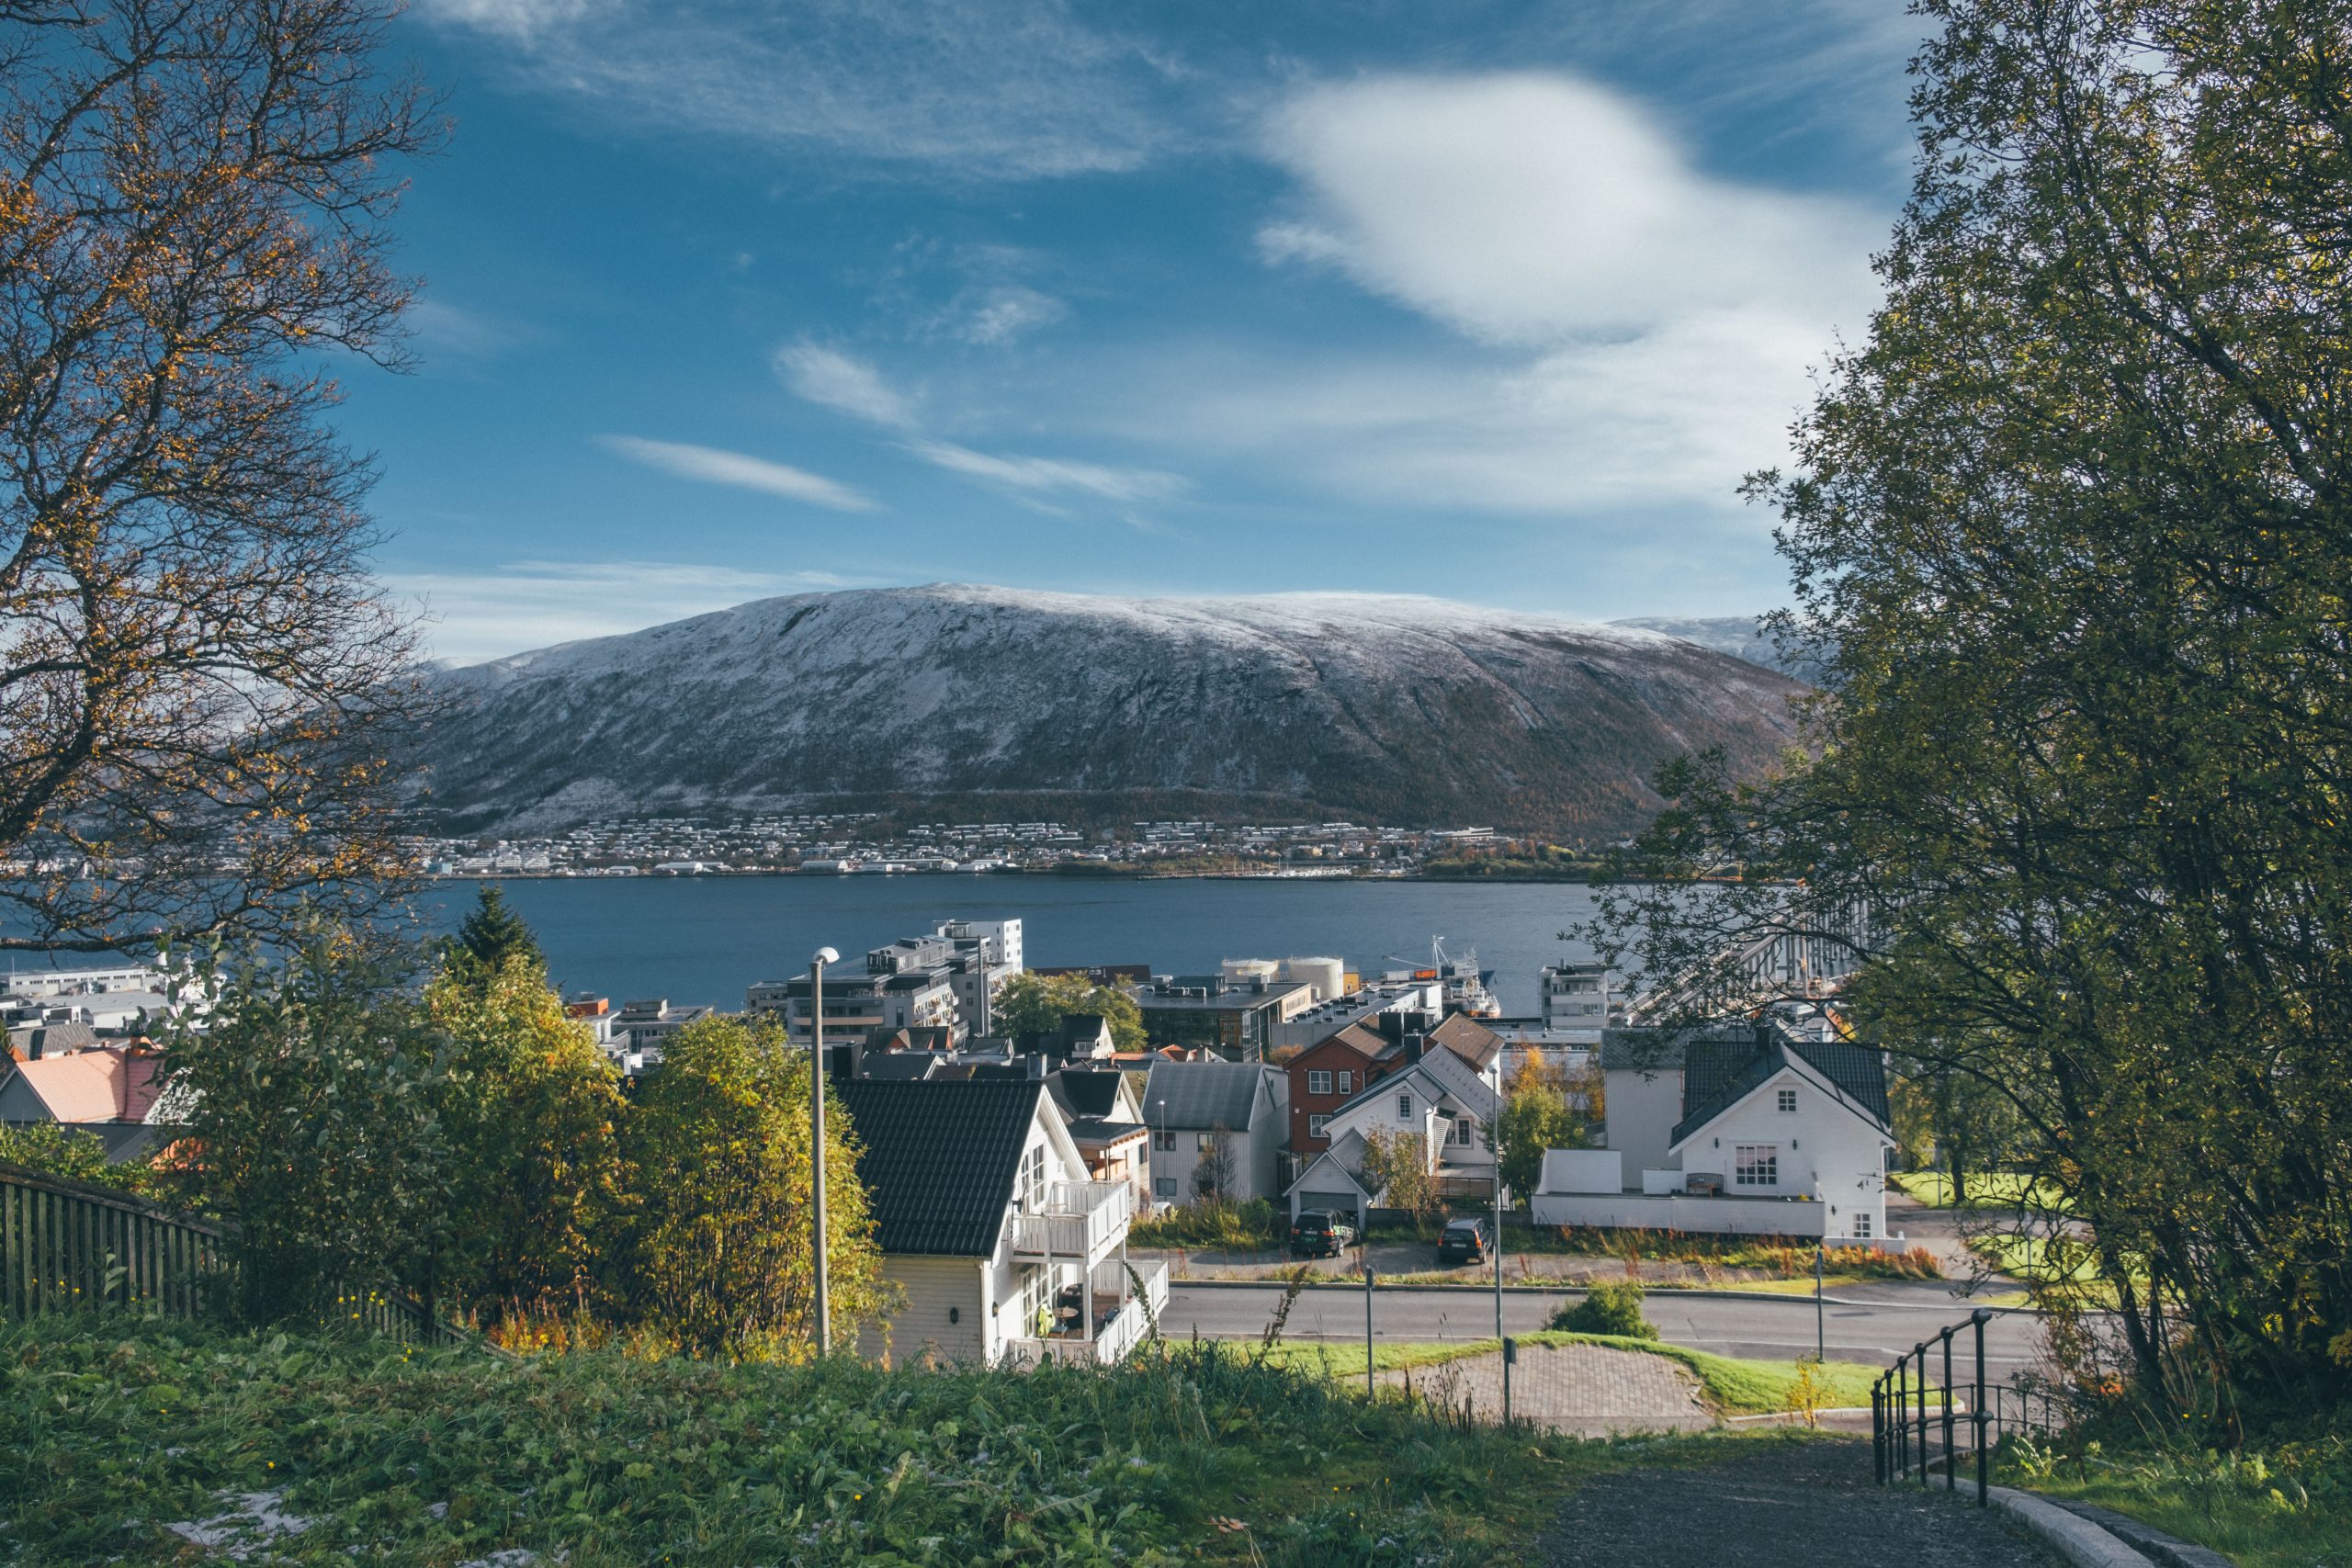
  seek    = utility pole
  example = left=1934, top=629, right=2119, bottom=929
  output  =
left=810, top=945, right=840, bottom=1354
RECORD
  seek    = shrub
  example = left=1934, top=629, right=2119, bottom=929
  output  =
left=1549, top=1280, right=1656, bottom=1338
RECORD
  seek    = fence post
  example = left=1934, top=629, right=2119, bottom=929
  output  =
left=1871, top=1377, right=1884, bottom=1483
left=1895, top=1357, right=1909, bottom=1477
left=1915, top=1343, right=1930, bottom=1488
left=1941, top=1327, right=1957, bottom=1491
left=1503, top=1335, right=1516, bottom=1427
left=1363, top=1262, right=1375, bottom=1401
left=1972, top=1308, right=1991, bottom=1506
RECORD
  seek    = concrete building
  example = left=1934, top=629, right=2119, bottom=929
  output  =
left=1133, top=975, right=1314, bottom=1061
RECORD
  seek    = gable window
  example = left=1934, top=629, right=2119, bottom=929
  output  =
left=1396, top=1092, right=1414, bottom=1121
left=1307, top=1114, right=1331, bottom=1138
left=1196, top=1132, right=1214, bottom=1150
left=1307, top=1069, right=1334, bottom=1095
left=1337, top=1071, right=1353, bottom=1094
left=1453, top=1116, right=1475, bottom=1145
left=1153, top=1129, right=1174, bottom=1152
left=1734, top=1145, right=1779, bottom=1187
left=1777, top=1088, right=1798, bottom=1113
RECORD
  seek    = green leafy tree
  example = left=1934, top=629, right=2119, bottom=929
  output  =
left=1495, top=1056, right=1590, bottom=1201
left=992, top=971, right=1144, bottom=1052
left=1588, top=0, right=2352, bottom=1405
left=0, top=1122, right=146, bottom=1195
left=1355, top=1129, right=1437, bottom=1225
left=157, top=926, right=449, bottom=1322
left=440, top=885, right=545, bottom=986
left=424, top=952, right=628, bottom=1320
left=624, top=1015, right=897, bottom=1359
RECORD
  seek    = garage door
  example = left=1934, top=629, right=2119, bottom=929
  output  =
left=1298, top=1190, right=1362, bottom=1224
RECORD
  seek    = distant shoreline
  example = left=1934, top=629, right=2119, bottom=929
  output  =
left=427, top=867, right=1603, bottom=886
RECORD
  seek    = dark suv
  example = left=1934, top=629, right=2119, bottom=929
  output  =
left=1437, top=1215, right=1493, bottom=1265
left=1288, top=1209, right=1358, bottom=1258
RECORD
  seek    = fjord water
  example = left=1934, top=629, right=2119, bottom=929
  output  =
left=422, top=876, right=1606, bottom=1016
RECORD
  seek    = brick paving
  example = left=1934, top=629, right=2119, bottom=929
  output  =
left=1381, top=1343, right=1714, bottom=1436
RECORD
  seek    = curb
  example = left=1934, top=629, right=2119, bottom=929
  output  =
left=1162, top=1276, right=2040, bottom=1312
left=2042, top=1500, right=2236, bottom=1568
left=1986, top=1486, right=2154, bottom=1568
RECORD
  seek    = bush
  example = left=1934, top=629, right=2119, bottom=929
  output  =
left=1127, top=1197, right=1283, bottom=1251
left=1549, top=1280, right=1656, bottom=1338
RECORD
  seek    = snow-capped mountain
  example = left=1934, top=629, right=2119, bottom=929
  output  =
left=414, top=584, right=1808, bottom=836
left=1608, top=615, right=1829, bottom=683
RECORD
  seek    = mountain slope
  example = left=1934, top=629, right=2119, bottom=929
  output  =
left=1608, top=615, right=1826, bottom=682
left=414, top=584, right=1807, bottom=836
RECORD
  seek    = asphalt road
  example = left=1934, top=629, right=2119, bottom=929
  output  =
left=1162, top=1280, right=2046, bottom=1380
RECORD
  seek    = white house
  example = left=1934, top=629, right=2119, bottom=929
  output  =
left=1531, top=1025, right=1895, bottom=1244
left=1283, top=1042, right=1502, bottom=1228
left=837, top=1077, right=1168, bottom=1368
left=1139, top=1059, right=1288, bottom=1204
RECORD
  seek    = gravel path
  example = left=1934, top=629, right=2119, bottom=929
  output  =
left=1541, top=1440, right=2060, bottom=1567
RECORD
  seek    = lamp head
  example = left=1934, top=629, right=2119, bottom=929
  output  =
left=812, top=946, right=841, bottom=966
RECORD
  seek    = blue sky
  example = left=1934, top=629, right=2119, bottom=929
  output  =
left=355, top=1, right=1926, bottom=664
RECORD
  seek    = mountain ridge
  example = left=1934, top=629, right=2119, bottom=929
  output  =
left=413, top=583, right=1806, bottom=837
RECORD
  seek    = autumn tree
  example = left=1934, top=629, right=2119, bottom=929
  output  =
left=1589, top=0, right=2352, bottom=1407
left=623, top=1014, right=896, bottom=1359
left=424, top=947, right=628, bottom=1321
left=1355, top=1128, right=1437, bottom=1226
left=992, top=970, right=1145, bottom=1052
left=0, top=0, right=444, bottom=953
left=1495, top=1055, right=1593, bottom=1201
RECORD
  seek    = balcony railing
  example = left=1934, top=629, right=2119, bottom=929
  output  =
left=1009, top=1180, right=1130, bottom=1259
left=1004, top=1258, right=1169, bottom=1367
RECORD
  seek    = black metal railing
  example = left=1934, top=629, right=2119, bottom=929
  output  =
left=1871, top=1308, right=2074, bottom=1506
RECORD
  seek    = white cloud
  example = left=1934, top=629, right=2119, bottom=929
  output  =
left=390, top=560, right=856, bottom=666
left=773, top=344, right=919, bottom=429
left=420, top=0, right=1182, bottom=179
left=903, top=439, right=1185, bottom=504
left=1259, top=73, right=1877, bottom=345
left=944, top=284, right=1069, bottom=345
left=598, top=435, right=876, bottom=512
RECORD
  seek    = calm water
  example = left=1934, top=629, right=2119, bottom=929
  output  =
left=421, top=876, right=1606, bottom=1015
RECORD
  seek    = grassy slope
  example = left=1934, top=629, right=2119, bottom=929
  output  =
left=2007, top=1430, right=2350, bottom=1568
left=1890, top=1171, right=2069, bottom=1212
left=1248, top=1333, right=1885, bottom=1416
left=1, top=1314, right=1767, bottom=1568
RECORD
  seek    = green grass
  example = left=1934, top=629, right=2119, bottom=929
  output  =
left=1890, top=1171, right=2070, bottom=1212
left=2006, top=1424, right=2351, bottom=1568
left=1240, top=1333, right=1887, bottom=1417
left=0, top=1313, right=1739, bottom=1567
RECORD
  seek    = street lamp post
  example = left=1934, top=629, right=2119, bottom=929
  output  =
left=810, top=945, right=840, bottom=1354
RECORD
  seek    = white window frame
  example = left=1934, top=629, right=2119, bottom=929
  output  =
left=1852, top=1211, right=1872, bottom=1238
left=1396, top=1092, right=1414, bottom=1121
left=1452, top=1116, right=1475, bottom=1146
left=1734, top=1144, right=1779, bottom=1188
left=1306, top=1069, right=1334, bottom=1095
left=1307, top=1114, right=1331, bottom=1138
left=1777, top=1087, right=1798, bottom=1113
left=1337, top=1070, right=1353, bottom=1094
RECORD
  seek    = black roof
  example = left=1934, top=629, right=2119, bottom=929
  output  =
left=834, top=1078, right=1044, bottom=1257
left=1671, top=1030, right=1890, bottom=1146
left=1047, top=1067, right=1125, bottom=1121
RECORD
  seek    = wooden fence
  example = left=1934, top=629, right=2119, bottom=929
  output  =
left=0, top=1159, right=486, bottom=1351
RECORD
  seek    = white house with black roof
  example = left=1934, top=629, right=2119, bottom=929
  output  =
left=1531, top=1023, right=1896, bottom=1244
left=1139, top=1059, right=1288, bottom=1205
left=835, top=1077, right=1167, bottom=1368
left=1283, top=1040, right=1502, bottom=1226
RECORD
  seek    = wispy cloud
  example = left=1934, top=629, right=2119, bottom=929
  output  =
left=418, top=0, right=1185, bottom=179
left=598, top=434, right=877, bottom=512
left=773, top=343, right=920, bottom=429
left=390, top=559, right=857, bottom=666
left=939, top=283, right=1069, bottom=345
left=903, top=438, right=1185, bottom=504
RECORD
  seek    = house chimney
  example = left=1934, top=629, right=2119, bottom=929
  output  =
left=827, top=1039, right=863, bottom=1081
left=1404, top=1032, right=1427, bottom=1064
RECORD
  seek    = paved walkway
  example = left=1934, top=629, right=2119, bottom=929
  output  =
left=1542, top=1440, right=2059, bottom=1567
left=1380, top=1343, right=1714, bottom=1436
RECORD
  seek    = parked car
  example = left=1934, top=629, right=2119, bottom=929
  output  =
left=1289, top=1209, right=1358, bottom=1258
left=1437, top=1215, right=1493, bottom=1265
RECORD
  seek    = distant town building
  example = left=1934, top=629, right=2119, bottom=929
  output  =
left=1132, top=974, right=1315, bottom=1061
